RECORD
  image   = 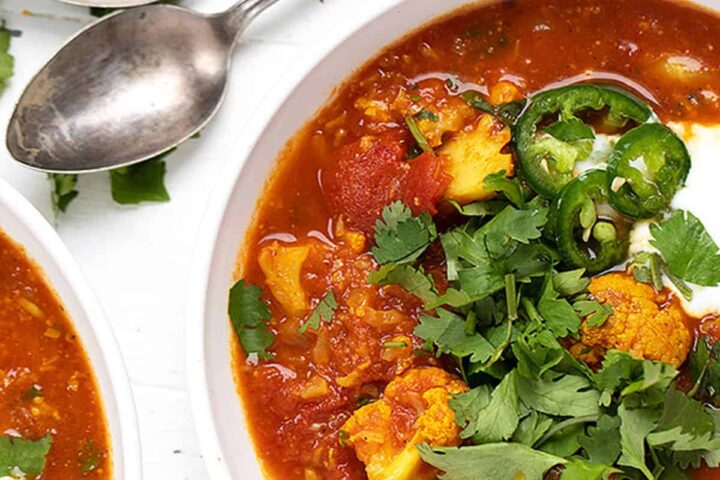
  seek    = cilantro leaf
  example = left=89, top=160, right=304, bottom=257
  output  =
left=371, top=201, right=437, bottom=265
left=298, top=291, right=337, bottom=334
left=560, top=459, right=619, bottom=480
left=418, top=442, right=565, bottom=480
left=512, top=411, right=554, bottom=446
left=0, top=434, right=52, bottom=477
left=450, top=386, right=491, bottom=428
left=462, top=370, right=520, bottom=442
left=650, top=210, right=720, bottom=286
left=414, top=309, right=494, bottom=363
left=404, top=116, right=433, bottom=154
left=647, top=389, right=719, bottom=452
left=617, top=404, right=661, bottom=479
left=48, top=173, right=79, bottom=214
left=578, top=415, right=622, bottom=466
left=552, top=269, right=590, bottom=297
left=537, top=277, right=581, bottom=337
left=512, top=330, right=565, bottom=380
left=483, top=171, right=525, bottom=208
left=461, top=90, right=527, bottom=126
left=228, top=279, right=275, bottom=359
left=517, top=373, right=600, bottom=418
left=110, top=152, right=172, bottom=205
left=368, top=264, right=437, bottom=303
left=574, top=300, right=612, bottom=328
left=448, top=199, right=507, bottom=218
left=0, top=25, right=14, bottom=93
left=414, top=108, right=438, bottom=121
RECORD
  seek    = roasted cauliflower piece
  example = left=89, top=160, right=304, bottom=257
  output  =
left=440, top=114, right=514, bottom=204
left=341, top=367, right=468, bottom=480
left=572, top=273, right=691, bottom=367
left=258, top=241, right=311, bottom=317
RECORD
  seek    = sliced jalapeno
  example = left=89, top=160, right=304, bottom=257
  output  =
left=607, top=123, right=691, bottom=219
left=516, top=84, right=652, bottom=198
left=550, top=170, right=629, bottom=273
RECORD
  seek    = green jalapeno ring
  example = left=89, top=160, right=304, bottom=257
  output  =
left=550, top=170, right=630, bottom=273
left=607, top=123, right=691, bottom=219
left=515, top=84, right=652, bottom=198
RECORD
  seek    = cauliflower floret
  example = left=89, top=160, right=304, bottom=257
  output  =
left=571, top=273, right=691, bottom=367
left=440, top=114, right=513, bottom=204
left=258, top=241, right=310, bottom=317
left=341, top=367, right=468, bottom=480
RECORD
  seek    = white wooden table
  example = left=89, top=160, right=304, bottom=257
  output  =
left=0, top=0, right=396, bottom=477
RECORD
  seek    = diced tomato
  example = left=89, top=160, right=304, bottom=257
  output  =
left=322, top=135, right=449, bottom=234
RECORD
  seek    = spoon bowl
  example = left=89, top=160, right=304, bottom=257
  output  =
left=7, top=0, right=275, bottom=173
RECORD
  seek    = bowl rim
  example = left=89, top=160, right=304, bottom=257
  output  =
left=0, top=175, right=142, bottom=479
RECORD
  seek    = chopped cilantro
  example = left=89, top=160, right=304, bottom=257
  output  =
left=414, top=108, right=438, bottom=122
left=404, top=115, right=434, bottom=154
left=227, top=280, right=275, bottom=359
left=368, top=263, right=437, bottom=303
left=0, top=24, right=14, bottom=93
left=0, top=434, right=52, bottom=477
left=298, top=291, right=337, bottom=334
left=483, top=171, right=525, bottom=208
left=78, top=440, right=103, bottom=473
left=650, top=210, right=720, bottom=287
left=537, top=276, right=581, bottom=337
left=110, top=153, right=172, bottom=205
left=418, top=442, right=564, bottom=480
left=414, top=309, right=494, bottom=364
left=371, top=201, right=437, bottom=265
left=573, top=300, right=612, bottom=328
left=48, top=174, right=79, bottom=214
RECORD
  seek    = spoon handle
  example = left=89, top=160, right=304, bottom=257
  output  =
left=218, top=0, right=281, bottom=40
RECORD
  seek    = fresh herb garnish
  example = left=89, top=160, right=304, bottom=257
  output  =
left=650, top=209, right=720, bottom=287
left=371, top=201, right=437, bottom=265
left=414, top=108, right=439, bottom=122
left=404, top=115, right=434, bottom=154
left=228, top=279, right=275, bottom=359
left=298, top=291, right=337, bottom=334
left=48, top=174, right=79, bottom=214
left=78, top=440, right=102, bottom=473
left=461, top=90, right=526, bottom=126
left=110, top=153, right=172, bottom=205
left=0, top=23, right=14, bottom=93
left=0, top=434, right=52, bottom=477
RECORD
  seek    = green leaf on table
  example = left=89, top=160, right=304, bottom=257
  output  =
left=418, top=442, right=565, bottom=480
left=371, top=201, right=437, bottom=265
left=110, top=153, right=172, bottom=205
left=298, top=291, right=337, bottom=334
left=0, top=434, right=52, bottom=477
left=368, top=264, right=437, bottom=303
left=414, top=309, right=494, bottom=363
left=228, top=279, right=274, bottom=359
left=650, top=210, right=720, bottom=286
left=48, top=173, right=79, bottom=214
left=0, top=24, right=14, bottom=93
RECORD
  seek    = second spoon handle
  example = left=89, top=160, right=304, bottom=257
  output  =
left=217, top=0, right=281, bottom=42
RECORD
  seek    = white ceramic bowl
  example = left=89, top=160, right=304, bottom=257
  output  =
left=187, top=0, right=720, bottom=478
left=0, top=176, right=141, bottom=479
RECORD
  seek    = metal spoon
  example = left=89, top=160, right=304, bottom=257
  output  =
left=57, top=0, right=156, bottom=7
left=6, top=0, right=279, bottom=173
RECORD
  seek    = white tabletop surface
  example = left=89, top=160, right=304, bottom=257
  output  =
left=0, top=0, right=398, bottom=478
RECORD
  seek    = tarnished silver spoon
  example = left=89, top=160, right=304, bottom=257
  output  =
left=57, top=0, right=155, bottom=7
left=7, top=0, right=278, bottom=173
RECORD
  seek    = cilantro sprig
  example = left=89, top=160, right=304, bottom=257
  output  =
left=0, top=434, right=52, bottom=477
left=228, top=280, right=275, bottom=359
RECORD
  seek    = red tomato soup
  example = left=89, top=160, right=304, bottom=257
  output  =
left=0, top=230, right=110, bottom=479
left=232, top=0, right=720, bottom=479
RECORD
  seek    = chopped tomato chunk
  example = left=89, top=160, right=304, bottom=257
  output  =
left=323, top=135, right=450, bottom=233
